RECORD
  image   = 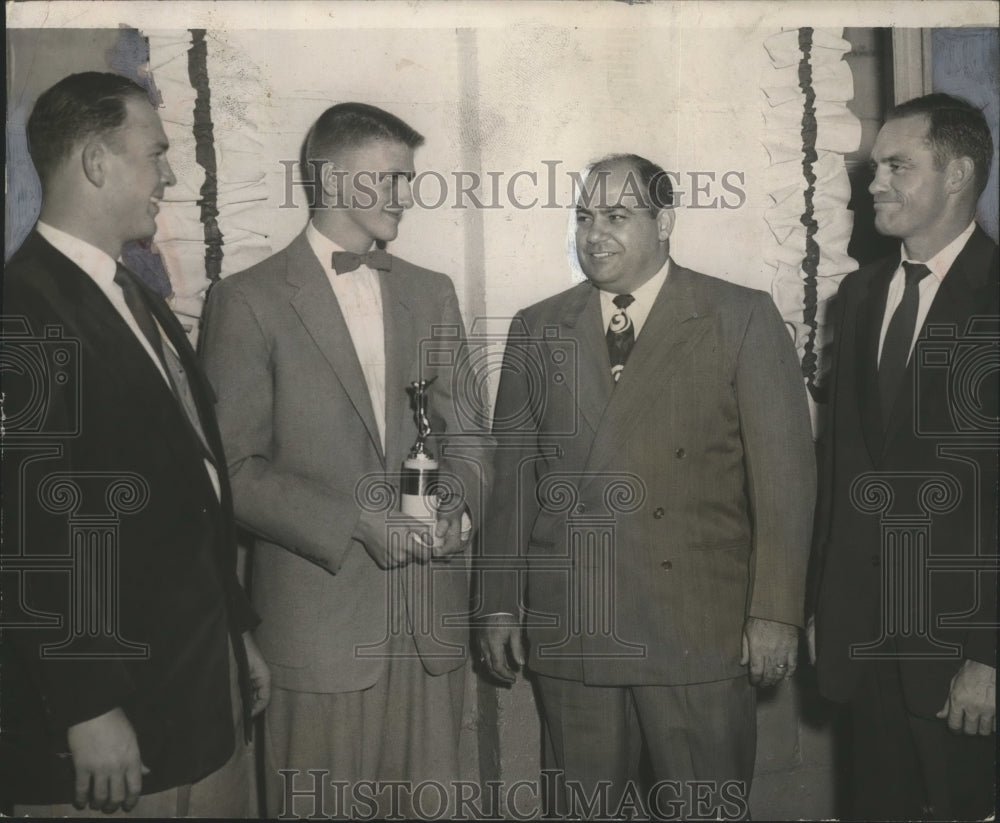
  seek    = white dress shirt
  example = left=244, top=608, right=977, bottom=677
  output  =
left=306, top=221, right=387, bottom=450
left=877, top=222, right=976, bottom=363
left=36, top=221, right=220, bottom=499
left=599, top=258, right=671, bottom=338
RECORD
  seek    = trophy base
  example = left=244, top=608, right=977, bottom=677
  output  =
left=399, top=457, right=472, bottom=543
left=401, top=456, right=438, bottom=521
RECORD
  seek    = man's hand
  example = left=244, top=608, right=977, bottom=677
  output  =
left=936, top=659, right=996, bottom=735
left=66, top=707, right=149, bottom=813
left=476, top=614, right=525, bottom=684
left=243, top=631, right=272, bottom=717
left=740, top=617, right=798, bottom=687
left=356, top=509, right=435, bottom=569
left=431, top=507, right=473, bottom=559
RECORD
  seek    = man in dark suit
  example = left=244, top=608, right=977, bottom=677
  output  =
left=200, top=103, right=492, bottom=818
left=810, top=93, right=997, bottom=820
left=1, top=72, right=269, bottom=816
left=477, top=154, right=816, bottom=819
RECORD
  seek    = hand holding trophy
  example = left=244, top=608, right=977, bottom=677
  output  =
left=401, top=377, right=471, bottom=554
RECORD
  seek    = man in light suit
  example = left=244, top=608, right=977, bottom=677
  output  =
left=477, top=154, right=816, bottom=818
left=200, top=103, right=492, bottom=818
left=1, top=72, right=268, bottom=816
left=810, top=93, right=997, bottom=820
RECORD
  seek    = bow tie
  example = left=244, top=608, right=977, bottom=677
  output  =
left=331, top=249, right=392, bottom=275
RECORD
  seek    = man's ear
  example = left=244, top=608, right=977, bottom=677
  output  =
left=321, top=162, right=345, bottom=206
left=656, top=206, right=675, bottom=242
left=81, top=141, right=107, bottom=187
left=946, top=156, right=976, bottom=196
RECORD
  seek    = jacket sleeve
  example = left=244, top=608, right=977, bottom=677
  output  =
left=200, top=277, right=361, bottom=575
left=738, top=292, right=817, bottom=628
left=805, top=274, right=851, bottom=618
left=478, top=313, right=541, bottom=619
left=2, top=279, right=137, bottom=731
left=425, top=281, right=496, bottom=536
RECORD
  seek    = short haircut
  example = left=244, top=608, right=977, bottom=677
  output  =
left=584, top=153, right=675, bottom=215
left=888, top=93, right=994, bottom=198
left=27, top=72, right=151, bottom=185
left=304, top=102, right=424, bottom=165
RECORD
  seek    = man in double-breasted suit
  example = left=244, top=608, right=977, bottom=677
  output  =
left=1, top=72, right=268, bottom=816
left=811, top=93, right=997, bottom=820
left=477, top=154, right=816, bottom=818
left=200, top=103, right=492, bottom=818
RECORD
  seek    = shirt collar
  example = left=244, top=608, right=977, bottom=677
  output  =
left=36, top=221, right=118, bottom=288
left=599, top=257, right=671, bottom=308
left=306, top=220, right=351, bottom=271
left=901, top=221, right=976, bottom=282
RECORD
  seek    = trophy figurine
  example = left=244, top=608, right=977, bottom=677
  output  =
left=401, top=377, right=440, bottom=521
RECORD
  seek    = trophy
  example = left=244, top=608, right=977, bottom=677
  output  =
left=400, top=377, right=472, bottom=542
left=401, top=377, right=440, bottom=521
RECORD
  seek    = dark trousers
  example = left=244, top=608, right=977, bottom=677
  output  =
left=849, top=660, right=996, bottom=821
left=536, top=673, right=755, bottom=820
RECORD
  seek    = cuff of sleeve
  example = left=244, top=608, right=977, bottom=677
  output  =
left=40, top=661, right=135, bottom=731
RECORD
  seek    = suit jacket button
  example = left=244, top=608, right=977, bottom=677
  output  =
left=675, top=448, right=686, bottom=459
left=660, top=560, right=673, bottom=571
left=653, top=507, right=665, bottom=519
left=870, top=555, right=880, bottom=567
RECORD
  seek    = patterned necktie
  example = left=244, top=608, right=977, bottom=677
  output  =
left=606, top=293, right=636, bottom=383
left=331, top=248, right=392, bottom=275
left=878, top=261, right=932, bottom=423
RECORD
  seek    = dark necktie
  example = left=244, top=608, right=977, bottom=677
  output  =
left=878, top=261, right=932, bottom=423
left=114, top=264, right=213, bottom=460
left=606, top=293, right=636, bottom=383
left=331, top=249, right=392, bottom=275
left=114, top=263, right=167, bottom=369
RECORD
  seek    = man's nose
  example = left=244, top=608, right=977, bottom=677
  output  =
left=396, top=177, right=414, bottom=209
left=585, top=219, right=606, bottom=244
left=162, top=159, right=177, bottom=188
left=869, top=165, right=888, bottom=195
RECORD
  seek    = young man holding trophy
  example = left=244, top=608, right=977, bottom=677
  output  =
left=201, top=103, right=491, bottom=818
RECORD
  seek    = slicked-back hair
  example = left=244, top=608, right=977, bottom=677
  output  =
left=27, top=72, right=151, bottom=186
left=888, top=93, right=994, bottom=198
left=586, top=153, right=675, bottom=215
left=304, top=102, right=424, bottom=166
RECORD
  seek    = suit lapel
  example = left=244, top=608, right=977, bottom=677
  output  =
left=29, top=234, right=185, bottom=415
left=142, top=280, right=228, bottom=476
left=882, top=226, right=997, bottom=453
left=583, top=263, right=705, bottom=481
left=285, top=234, right=385, bottom=465
left=558, top=284, right=612, bottom=437
left=26, top=234, right=221, bottom=494
left=855, top=257, right=895, bottom=465
left=380, top=263, right=415, bottom=470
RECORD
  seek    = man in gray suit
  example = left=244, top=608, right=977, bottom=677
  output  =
left=477, top=154, right=816, bottom=818
left=201, top=103, right=491, bottom=818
